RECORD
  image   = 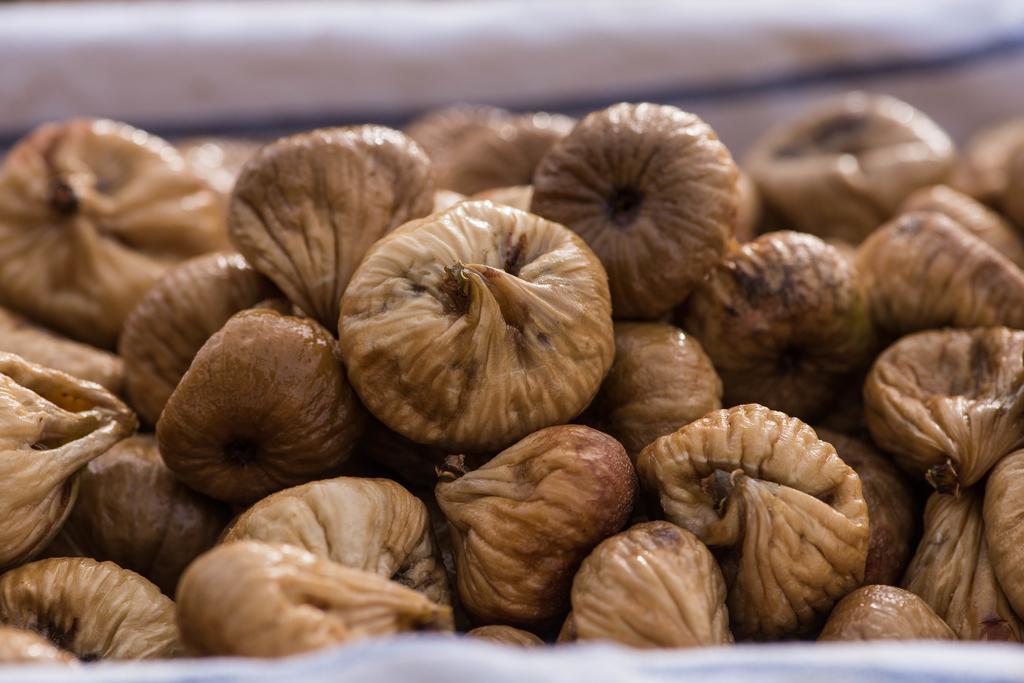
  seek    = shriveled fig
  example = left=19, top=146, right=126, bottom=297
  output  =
left=864, top=327, right=1024, bottom=492
left=157, top=309, right=365, bottom=504
left=0, top=353, right=136, bottom=569
left=435, top=425, right=636, bottom=626
left=819, top=585, right=956, bottom=641
left=339, top=200, right=613, bottom=452
left=471, top=185, right=533, bottom=211
left=903, top=490, right=1021, bottom=641
left=569, top=521, right=732, bottom=648
left=177, top=137, right=260, bottom=197
left=434, top=189, right=466, bottom=212
left=465, top=625, right=544, bottom=647
left=43, top=435, right=229, bottom=595
left=0, top=557, right=182, bottom=659
left=637, top=404, right=869, bottom=640
left=745, top=92, right=954, bottom=244
left=531, top=102, right=738, bottom=319
left=228, top=126, right=434, bottom=328
left=0, top=119, right=226, bottom=348
left=950, top=117, right=1024, bottom=203
left=735, top=171, right=762, bottom=242
left=683, top=231, right=874, bottom=421
left=405, top=104, right=510, bottom=172
left=176, top=541, right=452, bottom=657
left=983, top=449, right=1024, bottom=620
left=0, top=625, right=77, bottom=663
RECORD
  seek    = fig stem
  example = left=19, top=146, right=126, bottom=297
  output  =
left=436, top=454, right=468, bottom=482
left=925, top=458, right=960, bottom=496
left=701, top=469, right=736, bottom=514
left=48, top=177, right=79, bottom=216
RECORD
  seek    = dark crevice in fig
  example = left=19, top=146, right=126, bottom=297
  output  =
left=606, top=186, right=644, bottom=227
left=777, top=346, right=805, bottom=374
left=701, top=469, right=734, bottom=514
left=503, top=234, right=527, bottom=276
left=224, top=440, right=260, bottom=467
left=48, top=177, right=79, bottom=216
left=436, top=454, right=468, bottom=482
left=439, top=265, right=471, bottom=315
left=31, top=619, right=78, bottom=657
left=926, top=459, right=960, bottom=495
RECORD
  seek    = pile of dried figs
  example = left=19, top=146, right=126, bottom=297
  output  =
left=2, top=92, right=1024, bottom=664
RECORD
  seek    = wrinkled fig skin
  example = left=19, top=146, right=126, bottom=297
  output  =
left=950, top=117, right=1024, bottom=203
left=581, top=322, right=722, bottom=460
left=816, top=429, right=917, bottom=586
left=405, top=104, right=511, bottom=174
left=0, top=353, right=137, bottom=569
left=471, top=185, right=534, bottom=212
left=339, top=200, right=614, bottom=452
left=157, top=309, right=365, bottom=504
left=44, top=435, right=229, bottom=596
left=570, top=521, right=733, bottom=649
left=0, top=119, right=227, bottom=348
left=0, top=557, right=182, bottom=660
left=531, top=103, right=738, bottom=319
left=683, top=232, right=875, bottom=422
left=857, top=212, right=1024, bottom=337
left=229, top=125, right=435, bottom=328
left=903, top=490, right=1022, bottom=642
left=637, top=404, right=869, bottom=640
left=0, top=625, right=78, bottom=663
left=436, top=425, right=636, bottom=626
left=863, top=327, right=1024, bottom=492
left=223, top=477, right=450, bottom=605
left=176, top=541, right=453, bottom=657
left=983, top=450, right=1024, bottom=619
left=0, top=307, right=123, bottom=393
left=745, top=92, right=954, bottom=244
left=119, top=252, right=281, bottom=426
left=818, top=585, right=957, bottom=641
left=465, top=625, right=544, bottom=647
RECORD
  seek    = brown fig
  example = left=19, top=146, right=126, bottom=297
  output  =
left=405, top=104, right=511, bottom=172
left=983, top=449, right=1024, bottom=620
left=950, top=117, right=1024, bottom=203
left=465, top=625, right=544, bottom=647
left=735, top=171, right=762, bottom=242
left=819, top=585, right=956, bottom=641
left=0, top=625, right=78, bottom=664
left=1005, top=144, right=1024, bottom=228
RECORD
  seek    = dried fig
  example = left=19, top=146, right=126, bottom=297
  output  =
left=983, top=449, right=1024, bottom=620
left=569, top=521, right=732, bottom=649
left=176, top=541, right=452, bottom=657
left=1005, top=144, right=1024, bottom=228
left=745, top=92, right=953, bottom=244
left=339, top=200, right=613, bottom=452
left=157, top=309, right=365, bottom=503
left=818, top=585, right=956, bottom=641
left=0, top=625, right=77, bottom=663
left=683, top=231, right=874, bottom=421
left=465, top=625, right=544, bottom=647
left=43, top=435, right=229, bottom=595
left=435, top=425, right=636, bottom=626
left=863, top=327, right=1024, bottom=492
left=950, top=117, right=1024, bottom=203
left=0, top=119, right=226, bottom=348
left=405, top=104, right=510, bottom=172
left=434, top=189, right=466, bottom=212
left=637, top=404, right=869, bottom=640
left=580, top=322, right=722, bottom=460
left=0, top=353, right=136, bottom=569
left=903, top=490, right=1021, bottom=641
left=471, top=185, right=533, bottom=211
left=119, top=251, right=280, bottom=426
left=0, top=557, right=182, bottom=659
left=735, top=171, right=762, bottom=242
left=531, top=103, right=738, bottom=319
left=177, top=137, right=260, bottom=197
left=228, top=125, right=435, bottom=328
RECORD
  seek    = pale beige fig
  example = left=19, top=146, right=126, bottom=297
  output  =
left=435, top=425, right=636, bottom=626
left=819, top=585, right=956, bottom=641
left=746, top=92, right=954, bottom=244
left=569, top=521, right=732, bottom=649
left=223, top=477, right=449, bottom=605
left=950, top=117, right=1024, bottom=203
left=903, top=490, right=1021, bottom=641
left=405, top=104, right=511, bottom=173
left=465, top=625, right=544, bottom=647
left=637, top=404, right=869, bottom=640
left=735, top=171, right=762, bottom=242
left=580, top=322, right=722, bottom=460
left=0, top=625, right=78, bottom=663
left=0, top=119, right=226, bottom=348
left=177, top=137, right=260, bottom=197
left=0, top=353, right=136, bottom=569
left=684, top=232, right=874, bottom=421
left=158, top=309, right=365, bottom=504
left=119, top=251, right=280, bottom=426
left=983, top=449, right=1024, bottom=620
left=470, top=185, right=534, bottom=212
left=863, top=327, right=1024, bottom=492
left=531, top=103, right=738, bottom=319
left=434, top=189, right=466, bottom=212
left=229, top=125, right=435, bottom=328
left=339, top=200, right=614, bottom=452
left=0, top=557, right=182, bottom=659
left=176, top=541, right=452, bottom=657
left=44, top=435, right=229, bottom=595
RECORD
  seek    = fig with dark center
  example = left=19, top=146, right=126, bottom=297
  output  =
left=818, top=585, right=956, bottom=641
left=983, top=449, right=1024, bottom=621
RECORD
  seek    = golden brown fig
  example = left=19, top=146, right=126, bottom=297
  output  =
left=0, top=119, right=226, bottom=348
left=43, top=435, right=229, bottom=595
left=471, top=185, right=533, bottom=211
left=531, top=102, right=738, bottom=319
left=864, top=327, right=1024, bottom=492
left=433, top=189, right=466, bottom=212
left=903, top=490, right=1021, bottom=641
left=223, top=477, right=449, bottom=605
left=818, top=585, right=956, bottom=641
left=435, top=425, right=636, bottom=626
left=176, top=541, right=452, bottom=657
left=157, top=309, right=365, bottom=504
left=580, top=322, right=721, bottom=460
left=405, top=104, right=511, bottom=172
left=735, top=171, right=762, bottom=242
left=637, top=404, right=869, bottom=640
left=0, top=625, right=77, bottom=663
left=684, top=232, right=874, bottom=421
left=119, top=251, right=280, bottom=426
left=0, top=353, right=136, bottom=569
left=465, top=625, right=544, bottom=647
left=570, top=521, right=732, bottom=649
left=0, top=557, right=182, bottom=659
left=177, top=137, right=260, bottom=197
left=856, top=212, right=1024, bottom=336
left=983, top=449, right=1024, bottom=620
left=339, top=200, right=613, bottom=452
left=746, top=92, right=954, bottom=244
left=950, top=118, right=1024, bottom=203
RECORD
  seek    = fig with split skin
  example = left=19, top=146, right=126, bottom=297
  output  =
left=818, top=585, right=956, bottom=642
